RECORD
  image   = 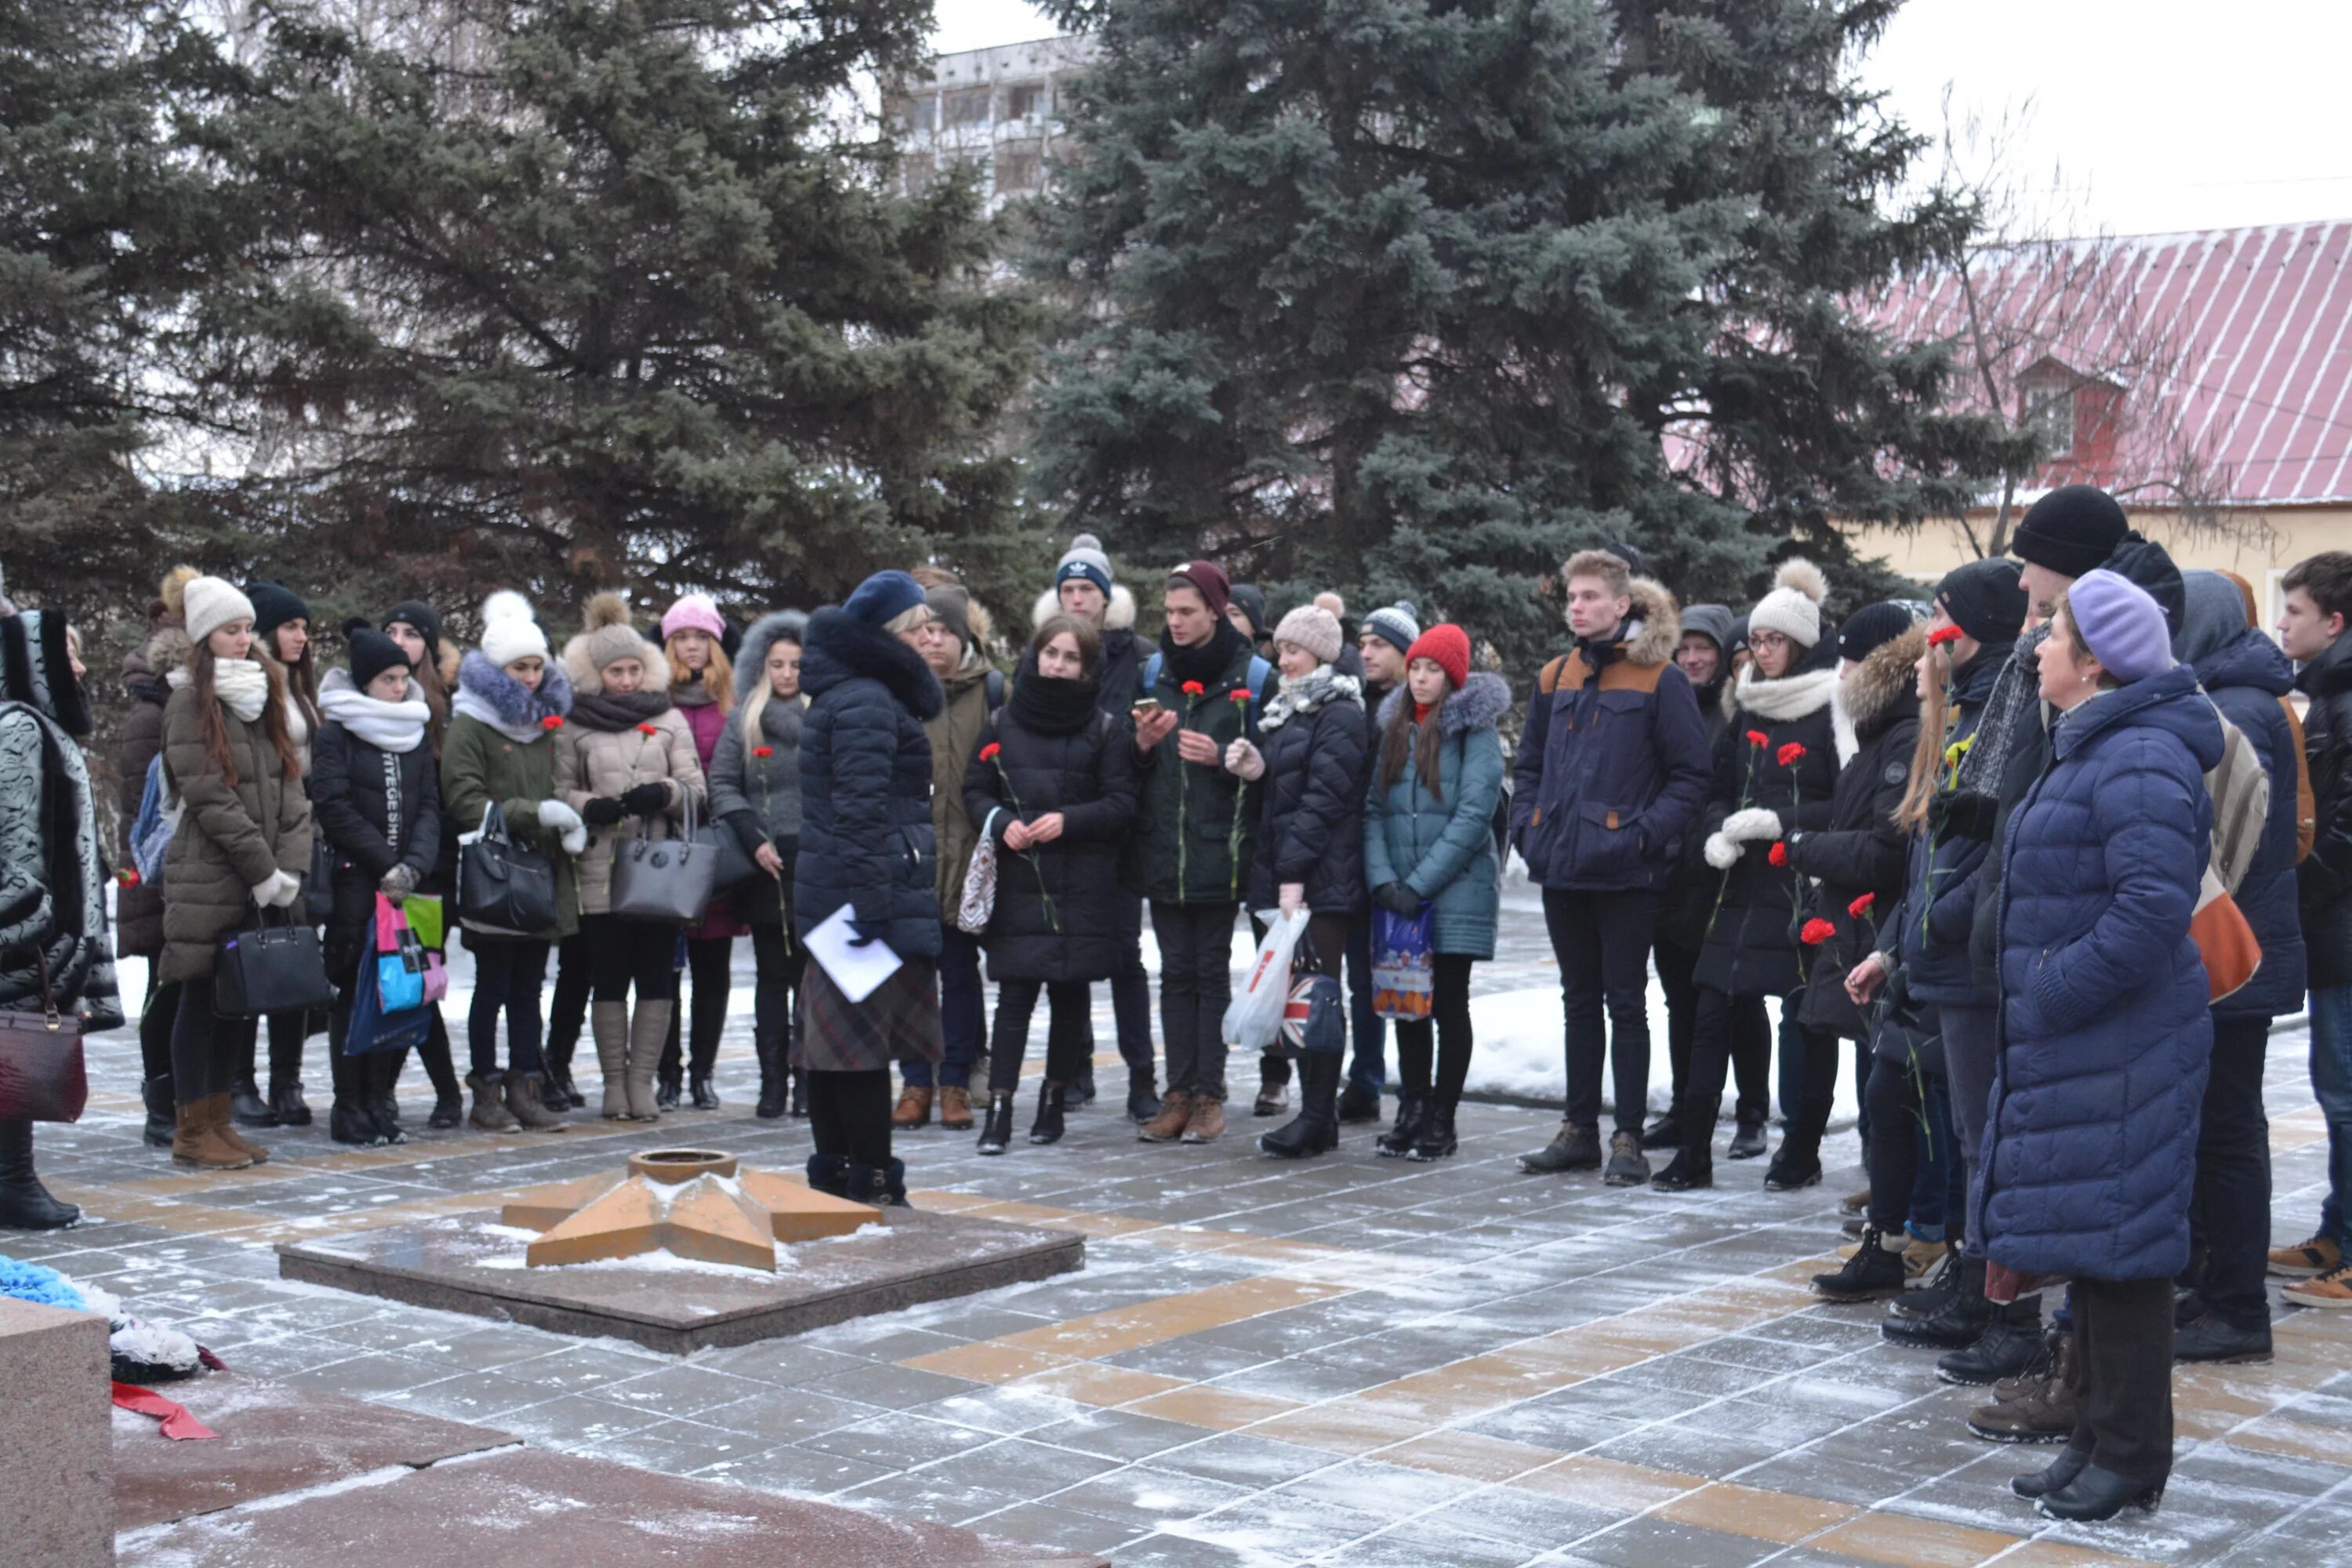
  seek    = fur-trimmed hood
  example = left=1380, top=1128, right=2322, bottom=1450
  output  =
left=1581, top=577, right=1682, bottom=669
left=456, top=648, right=575, bottom=724
left=1376, top=670, right=1512, bottom=736
left=733, top=609, right=810, bottom=703
left=1030, top=583, right=1137, bottom=636
left=800, top=605, right=946, bottom=720
left=1837, top=625, right=1924, bottom=753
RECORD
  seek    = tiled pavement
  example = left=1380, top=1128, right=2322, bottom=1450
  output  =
left=14, top=931, right=2352, bottom=1566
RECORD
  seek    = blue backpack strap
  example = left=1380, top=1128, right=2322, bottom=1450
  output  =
left=1143, top=650, right=1163, bottom=691
left=1244, top=654, right=1272, bottom=740
left=985, top=667, right=1006, bottom=713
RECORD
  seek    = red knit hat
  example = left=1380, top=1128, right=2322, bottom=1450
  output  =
left=1406, top=623, right=1471, bottom=691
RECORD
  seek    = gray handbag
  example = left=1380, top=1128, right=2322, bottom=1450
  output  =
left=607, top=785, right=717, bottom=925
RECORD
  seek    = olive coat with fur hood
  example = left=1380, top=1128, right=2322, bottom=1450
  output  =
left=555, top=593, right=704, bottom=918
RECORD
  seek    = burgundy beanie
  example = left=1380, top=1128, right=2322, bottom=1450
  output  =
left=1170, top=561, right=1232, bottom=619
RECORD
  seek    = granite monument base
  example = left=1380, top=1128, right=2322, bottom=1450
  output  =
left=277, top=1207, right=1084, bottom=1353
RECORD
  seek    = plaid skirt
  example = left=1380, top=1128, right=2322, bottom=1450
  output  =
left=795, top=956, right=943, bottom=1073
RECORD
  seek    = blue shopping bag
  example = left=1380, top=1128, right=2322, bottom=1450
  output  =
left=1370, top=904, right=1436, bottom=1021
left=347, top=895, right=433, bottom=1056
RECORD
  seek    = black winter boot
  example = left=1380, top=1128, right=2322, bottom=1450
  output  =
left=1410, top=1102, right=1460, bottom=1162
left=1812, top=1226, right=1909, bottom=1301
left=1727, top=1111, right=1769, bottom=1160
left=230, top=1075, right=279, bottom=1128
left=269, top=1076, right=312, bottom=1127
left=329, top=1098, right=386, bottom=1146
left=754, top=1038, right=786, bottom=1120
left=690, top=1075, right=720, bottom=1111
left=845, top=1159, right=909, bottom=1207
left=1641, top=1108, right=1682, bottom=1150
left=1124, top=1071, right=1161, bottom=1126
left=789, top=1068, right=808, bottom=1118
left=141, top=1076, right=176, bottom=1149
left=1338, top=1079, right=1383, bottom=1123
left=1377, top=1094, right=1432, bottom=1158
left=368, top=1052, right=408, bottom=1145
left=977, top=1094, right=1015, bottom=1155
left=1884, top=1256, right=1996, bottom=1348
left=1258, top=1054, right=1341, bottom=1159
left=1763, top=1144, right=1823, bottom=1192
left=1652, top=1096, right=1719, bottom=1190
left=1029, top=1083, right=1069, bottom=1145
left=656, top=1066, right=682, bottom=1112
left=1073, top=1061, right=1097, bottom=1107
left=0, top=1120, right=79, bottom=1231
left=1892, top=1247, right=1965, bottom=1320
left=1938, top=1301, right=2046, bottom=1386
left=806, top=1152, right=849, bottom=1197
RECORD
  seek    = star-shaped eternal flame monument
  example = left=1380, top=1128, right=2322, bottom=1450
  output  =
left=500, top=1149, right=880, bottom=1270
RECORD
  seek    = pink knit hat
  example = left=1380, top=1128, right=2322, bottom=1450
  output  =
left=661, top=592, right=725, bottom=642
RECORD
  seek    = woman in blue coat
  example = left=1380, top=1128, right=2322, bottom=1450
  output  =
left=1985, top=571, right=2219, bottom=1522
left=794, top=572, right=946, bottom=1207
left=1361, top=626, right=1506, bottom=1162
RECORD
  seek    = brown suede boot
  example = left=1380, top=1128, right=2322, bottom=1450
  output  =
left=1181, top=1094, right=1226, bottom=1144
left=892, top=1084, right=933, bottom=1129
left=172, top=1098, right=258, bottom=1171
left=209, top=1093, right=271, bottom=1163
left=1969, top=1331, right=2075, bottom=1443
left=938, top=1085, right=973, bottom=1131
left=1138, top=1089, right=1192, bottom=1143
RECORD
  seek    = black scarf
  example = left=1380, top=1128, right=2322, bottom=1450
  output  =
left=1160, top=617, right=1248, bottom=691
left=1010, top=660, right=1101, bottom=736
left=569, top=685, right=675, bottom=734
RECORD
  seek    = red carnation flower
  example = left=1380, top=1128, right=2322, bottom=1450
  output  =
left=1778, top=742, right=1806, bottom=767
left=1927, top=625, right=1965, bottom=647
left=118, top=868, right=141, bottom=888
left=1767, top=841, right=1788, bottom=867
left=637, top=722, right=659, bottom=735
left=1182, top=681, right=1206, bottom=697
left=753, top=746, right=773, bottom=759
left=541, top=714, right=564, bottom=730
left=1229, top=688, right=1251, bottom=704
left=1745, top=729, right=1769, bottom=748
left=979, top=742, right=1002, bottom=762
left=1848, top=891, right=1876, bottom=920
left=1800, top=918, right=1837, bottom=946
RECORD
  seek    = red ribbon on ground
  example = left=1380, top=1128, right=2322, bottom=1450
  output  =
left=111, top=1382, right=218, bottom=1440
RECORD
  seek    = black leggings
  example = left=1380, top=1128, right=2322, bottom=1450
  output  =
left=662, top=935, right=735, bottom=1078
left=169, top=973, right=233, bottom=1101
left=986, top=979, right=1093, bottom=1095
left=750, top=924, right=805, bottom=1062
left=807, top=1068, right=891, bottom=1164
left=467, top=938, right=550, bottom=1076
left=546, top=931, right=592, bottom=1069
left=1392, top=954, right=1477, bottom=1109
left=1865, top=1053, right=1967, bottom=1239
left=581, top=914, right=679, bottom=1004
left=140, top=971, right=178, bottom=1083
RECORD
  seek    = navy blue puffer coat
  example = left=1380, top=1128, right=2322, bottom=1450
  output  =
left=1975, top=662, right=2221, bottom=1283
left=1246, top=667, right=1370, bottom=915
left=794, top=608, right=946, bottom=961
left=2186, top=627, right=2307, bottom=1020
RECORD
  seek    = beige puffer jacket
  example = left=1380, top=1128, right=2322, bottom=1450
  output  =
left=556, top=708, right=705, bottom=916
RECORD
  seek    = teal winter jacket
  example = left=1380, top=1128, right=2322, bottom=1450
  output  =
left=1363, top=673, right=1509, bottom=958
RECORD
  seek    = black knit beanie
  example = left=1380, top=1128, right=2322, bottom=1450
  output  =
left=382, top=600, right=444, bottom=659
left=2010, top=485, right=2129, bottom=579
left=1934, top=557, right=2029, bottom=645
left=245, top=579, right=310, bottom=641
left=1835, top=601, right=1916, bottom=664
left=347, top=626, right=411, bottom=692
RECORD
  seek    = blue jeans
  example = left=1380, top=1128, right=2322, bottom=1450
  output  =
left=1345, top=909, right=1385, bottom=1094
left=904, top=927, right=982, bottom=1089
left=2309, top=985, right=2352, bottom=1243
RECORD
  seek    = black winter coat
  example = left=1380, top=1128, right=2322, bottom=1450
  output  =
left=1246, top=668, right=1370, bottom=915
left=1889, top=644, right=2009, bottom=1007
left=1694, top=665, right=1841, bottom=997
left=2299, top=630, right=2352, bottom=987
left=1660, top=673, right=1733, bottom=952
left=795, top=608, right=947, bottom=961
left=962, top=667, right=1139, bottom=984
left=1788, top=628, right=1922, bottom=1038
left=310, top=718, right=441, bottom=981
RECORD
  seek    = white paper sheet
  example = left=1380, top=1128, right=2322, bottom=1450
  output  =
left=804, top=904, right=903, bottom=1004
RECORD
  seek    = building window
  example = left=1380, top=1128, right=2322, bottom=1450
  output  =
left=902, top=153, right=935, bottom=191
left=1006, top=84, right=1043, bottom=122
left=996, top=150, right=1041, bottom=192
left=2019, top=371, right=2074, bottom=458
left=890, top=96, right=935, bottom=133
left=945, top=89, right=991, bottom=127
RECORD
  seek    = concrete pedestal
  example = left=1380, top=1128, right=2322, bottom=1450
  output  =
left=0, top=1295, right=112, bottom=1568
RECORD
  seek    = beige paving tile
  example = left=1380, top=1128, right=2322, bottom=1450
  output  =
left=1125, top=1385, right=1301, bottom=1432
left=1655, top=1480, right=1857, bottom=1543
left=1513, top=1454, right=1700, bottom=1513
left=899, top=1342, right=1074, bottom=1384
left=1811, top=1510, right=2044, bottom=1568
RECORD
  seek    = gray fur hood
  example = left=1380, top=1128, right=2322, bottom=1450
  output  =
left=1376, top=670, right=1511, bottom=735
left=733, top=609, right=810, bottom=703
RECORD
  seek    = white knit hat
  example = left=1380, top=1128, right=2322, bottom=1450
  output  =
left=182, top=575, right=257, bottom=647
left=1747, top=559, right=1829, bottom=650
left=479, top=590, right=550, bottom=669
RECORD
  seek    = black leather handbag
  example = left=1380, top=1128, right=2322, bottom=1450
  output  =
left=303, top=835, right=336, bottom=926
left=0, top=953, right=89, bottom=1123
left=213, top=905, right=336, bottom=1018
left=456, top=801, right=559, bottom=936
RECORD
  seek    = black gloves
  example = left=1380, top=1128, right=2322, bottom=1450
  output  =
left=583, top=797, right=626, bottom=826
left=1930, top=789, right=1998, bottom=843
left=622, top=782, right=670, bottom=817
left=1375, top=882, right=1421, bottom=916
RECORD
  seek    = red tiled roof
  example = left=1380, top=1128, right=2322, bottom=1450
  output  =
left=1866, top=221, right=2352, bottom=506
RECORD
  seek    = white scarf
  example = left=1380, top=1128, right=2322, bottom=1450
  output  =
left=321, top=677, right=430, bottom=753
left=171, top=659, right=269, bottom=722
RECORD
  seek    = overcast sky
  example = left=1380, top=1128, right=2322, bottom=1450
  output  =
left=927, top=0, right=2352, bottom=238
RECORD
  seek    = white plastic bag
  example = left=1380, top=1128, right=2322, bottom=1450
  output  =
left=1221, top=908, right=1308, bottom=1051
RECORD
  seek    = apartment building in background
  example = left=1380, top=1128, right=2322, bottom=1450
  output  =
left=884, top=34, right=1098, bottom=212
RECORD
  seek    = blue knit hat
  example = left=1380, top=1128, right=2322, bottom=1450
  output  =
left=1361, top=601, right=1421, bottom=657
left=1054, top=533, right=1113, bottom=596
left=2067, top=569, right=2173, bottom=682
left=843, top=569, right=927, bottom=628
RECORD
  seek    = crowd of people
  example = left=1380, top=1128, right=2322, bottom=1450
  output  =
left=1, top=482, right=2350, bottom=1522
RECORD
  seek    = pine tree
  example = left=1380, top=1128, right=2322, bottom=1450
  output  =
left=183, top=0, right=1037, bottom=625
left=1027, top=0, right=2024, bottom=662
